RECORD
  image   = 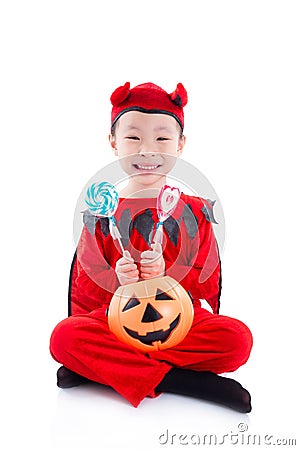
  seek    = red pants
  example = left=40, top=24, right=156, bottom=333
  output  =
left=50, top=306, right=252, bottom=407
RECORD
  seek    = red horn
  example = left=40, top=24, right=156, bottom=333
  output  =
left=110, top=82, right=131, bottom=106
left=170, top=83, right=188, bottom=107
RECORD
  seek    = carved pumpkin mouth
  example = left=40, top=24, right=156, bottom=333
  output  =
left=123, top=314, right=181, bottom=346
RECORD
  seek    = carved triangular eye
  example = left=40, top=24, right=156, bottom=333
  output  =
left=141, top=303, right=163, bottom=322
left=155, top=289, right=174, bottom=301
left=122, top=296, right=141, bottom=312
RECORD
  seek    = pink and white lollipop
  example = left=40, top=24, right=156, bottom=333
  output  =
left=152, top=185, right=181, bottom=250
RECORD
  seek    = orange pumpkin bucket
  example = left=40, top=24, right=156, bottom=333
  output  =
left=108, top=276, right=194, bottom=351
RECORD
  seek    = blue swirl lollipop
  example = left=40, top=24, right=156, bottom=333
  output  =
left=84, top=182, right=125, bottom=255
left=85, top=182, right=119, bottom=217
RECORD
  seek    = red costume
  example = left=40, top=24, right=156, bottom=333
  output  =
left=50, top=194, right=253, bottom=407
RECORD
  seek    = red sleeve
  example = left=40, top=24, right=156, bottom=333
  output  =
left=70, top=223, right=120, bottom=314
left=164, top=200, right=221, bottom=314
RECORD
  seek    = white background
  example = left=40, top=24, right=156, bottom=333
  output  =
left=1, top=1, right=299, bottom=449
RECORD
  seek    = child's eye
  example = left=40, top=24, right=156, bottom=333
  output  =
left=126, top=136, right=140, bottom=141
left=157, top=137, right=169, bottom=141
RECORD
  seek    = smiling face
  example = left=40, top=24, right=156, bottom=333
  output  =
left=109, top=111, right=186, bottom=196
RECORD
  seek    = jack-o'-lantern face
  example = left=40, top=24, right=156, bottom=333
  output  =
left=108, top=276, right=194, bottom=351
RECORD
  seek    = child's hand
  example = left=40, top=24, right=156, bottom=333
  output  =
left=140, top=244, right=165, bottom=280
left=115, top=250, right=139, bottom=285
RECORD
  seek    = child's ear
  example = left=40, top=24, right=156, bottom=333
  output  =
left=109, top=134, right=118, bottom=156
left=177, top=135, right=186, bottom=156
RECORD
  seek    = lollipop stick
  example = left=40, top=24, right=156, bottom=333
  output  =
left=109, top=219, right=126, bottom=256
left=117, top=236, right=126, bottom=255
left=153, top=224, right=163, bottom=249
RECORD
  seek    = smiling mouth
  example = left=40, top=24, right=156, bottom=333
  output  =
left=132, top=164, right=162, bottom=171
left=123, top=314, right=180, bottom=346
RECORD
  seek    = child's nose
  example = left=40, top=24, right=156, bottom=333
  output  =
left=139, top=151, right=156, bottom=157
left=139, top=141, right=156, bottom=155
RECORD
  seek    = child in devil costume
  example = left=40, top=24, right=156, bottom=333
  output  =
left=50, top=82, right=253, bottom=412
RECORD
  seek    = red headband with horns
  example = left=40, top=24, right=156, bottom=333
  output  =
left=110, top=82, right=188, bottom=131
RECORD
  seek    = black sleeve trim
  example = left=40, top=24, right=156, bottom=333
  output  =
left=68, top=250, right=77, bottom=317
left=216, top=248, right=222, bottom=314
